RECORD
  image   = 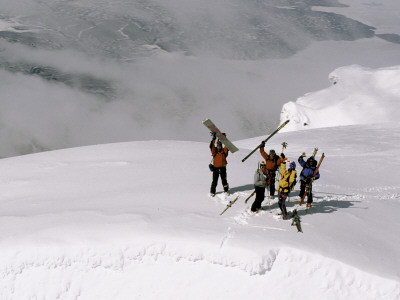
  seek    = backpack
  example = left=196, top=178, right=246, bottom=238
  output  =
left=208, top=149, right=227, bottom=172
left=266, top=154, right=279, bottom=164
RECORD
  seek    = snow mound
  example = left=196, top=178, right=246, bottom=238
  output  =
left=280, top=65, right=400, bottom=131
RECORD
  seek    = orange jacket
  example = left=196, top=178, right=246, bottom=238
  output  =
left=260, top=147, right=282, bottom=171
left=210, top=141, right=228, bottom=168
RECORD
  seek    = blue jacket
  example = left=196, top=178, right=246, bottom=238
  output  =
left=298, top=156, right=320, bottom=182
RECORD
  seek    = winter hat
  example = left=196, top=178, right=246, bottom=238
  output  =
left=307, top=157, right=316, bottom=166
left=259, top=161, right=266, bottom=169
left=289, top=161, right=296, bottom=170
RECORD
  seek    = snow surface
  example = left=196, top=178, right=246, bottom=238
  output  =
left=1, top=124, right=400, bottom=298
left=280, top=64, right=400, bottom=131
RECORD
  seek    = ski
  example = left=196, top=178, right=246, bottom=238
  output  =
left=311, top=147, right=318, bottom=157
left=220, top=195, right=240, bottom=215
left=203, top=119, right=239, bottom=153
left=244, top=190, right=256, bottom=203
left=299, top=153, right=325, bottom=206
left=291, top=209, right=303, bottom=233
left=242, top=120, right=290, bottom=163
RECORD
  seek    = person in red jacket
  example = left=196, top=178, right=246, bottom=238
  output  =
left=259, top=141, right=282, bottom=199
left=210, top=133, right=229, bottom=196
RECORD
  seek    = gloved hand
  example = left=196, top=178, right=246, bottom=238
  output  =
left=211, top=132, right=216, bottom=139
left=260, top=141, right=265, bottom=148
left=281, top=153, right=285, bottom=159
left=307, top=177, right=315, bottom=183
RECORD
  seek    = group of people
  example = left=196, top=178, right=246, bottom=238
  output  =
left=209, top=136, right=320, bottom=219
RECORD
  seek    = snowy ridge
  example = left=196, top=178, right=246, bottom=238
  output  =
left=280, top=65, right=400, bottom=131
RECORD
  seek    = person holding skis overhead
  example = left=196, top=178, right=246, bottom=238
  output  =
left=260, top=141, right=282, bottom=199
left=251, top=161, right=268, bottom=212
left=277, top=158, right=297, bottom=219
left=298, top=153, right=320, bottom=207
left=209, top=133, right=229, bottom=196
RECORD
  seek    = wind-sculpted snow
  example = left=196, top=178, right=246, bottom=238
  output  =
left=1, top=244, right=399, bottom=299
left=280, top=65, right=400, bottom=131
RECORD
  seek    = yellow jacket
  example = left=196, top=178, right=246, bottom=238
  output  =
left=278, top=162, right=297, bottom=194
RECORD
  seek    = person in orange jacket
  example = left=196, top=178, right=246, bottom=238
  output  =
left=210, top=133, right=229, bottom=196
left=259, top=141, right=283, bottom=199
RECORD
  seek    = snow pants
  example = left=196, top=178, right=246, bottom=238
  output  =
left=251, top=186, right=266, bottom=212
left=210, top=167, right=229, bottom=194
left=267, top=173, right=276, bottom=196
left=278, top=191, right=288, bottom=218
left=299, top=180, right=313, bottom=204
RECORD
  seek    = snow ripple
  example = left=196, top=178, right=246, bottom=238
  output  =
left=1, top=244, right=399, bottom=300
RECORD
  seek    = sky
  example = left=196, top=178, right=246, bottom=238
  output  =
left=0, top=64, right=399, bottom=298
left=1, top=0, right=400, bottom=157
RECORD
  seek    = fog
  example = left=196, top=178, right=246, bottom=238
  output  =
left=1, top=0, right=400, bottom=157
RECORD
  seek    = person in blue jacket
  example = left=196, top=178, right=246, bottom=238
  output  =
left=298, top=152, right=320, bottom=207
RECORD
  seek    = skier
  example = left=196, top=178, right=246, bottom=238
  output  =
left=251, top=161, right=268, bottom=212
left=277, top=159, right=297, bottom=219
left=259, top=141, right=283, bottom=199
left=209, top=133, right=229, bottom=196
left=298, top=153, right=320, bottom=208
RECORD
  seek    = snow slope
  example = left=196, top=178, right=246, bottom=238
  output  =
left=0, top=122, right=399, bottom=299
left=280, top=65, right=400, bottom=131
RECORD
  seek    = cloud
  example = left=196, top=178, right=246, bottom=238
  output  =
left=0, top=0, right=400, bottom=157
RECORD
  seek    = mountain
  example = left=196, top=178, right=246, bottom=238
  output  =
left=1, top=3, right=400, bottom=297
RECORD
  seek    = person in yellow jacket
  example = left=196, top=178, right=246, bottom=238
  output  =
left=277, top=159, right=297, bottom=219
